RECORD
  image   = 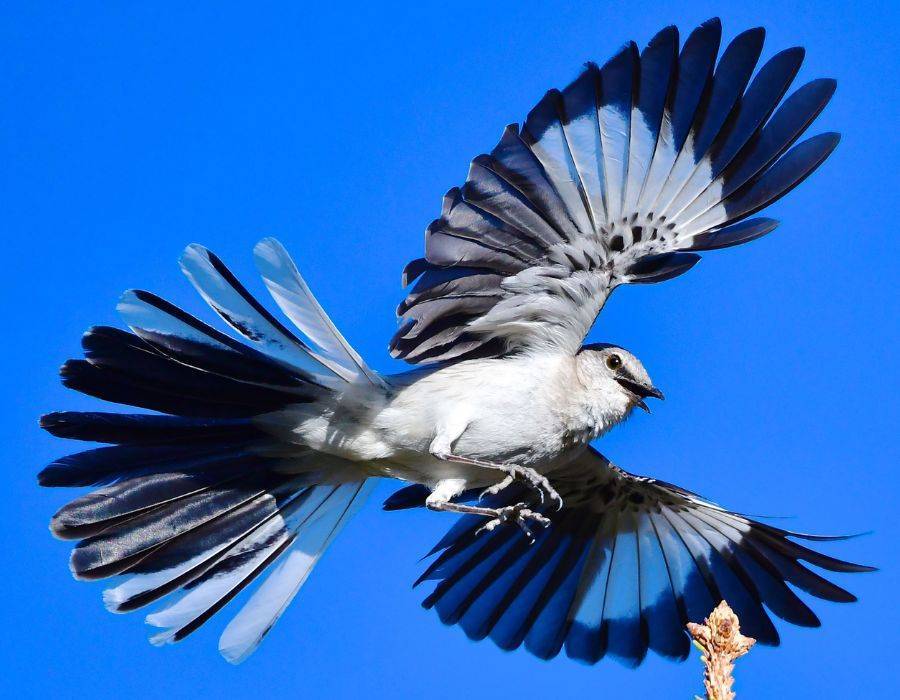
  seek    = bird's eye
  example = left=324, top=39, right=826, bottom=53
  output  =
left=606, top=354, right=622, bottom=370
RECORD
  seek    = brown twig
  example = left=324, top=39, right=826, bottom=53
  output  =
left=687, top=600, right=756, bottom=700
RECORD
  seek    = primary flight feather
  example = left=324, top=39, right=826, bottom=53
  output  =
left=40, top=18, right=870, bottom=666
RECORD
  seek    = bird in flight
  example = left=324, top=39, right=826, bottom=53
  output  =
left=41, top=18, right=871, bottom=666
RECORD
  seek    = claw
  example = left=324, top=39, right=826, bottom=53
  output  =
left=550, top=489, right=563, bottom=511
left=478, top=464, right=565, bottom=512
left=475, top=503, right=551, bottom=542
left=479, top=475, right=514, bottom=502
left=522, top=470, right=562, bottom=511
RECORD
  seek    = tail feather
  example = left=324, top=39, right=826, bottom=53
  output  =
left=218, top=480, right=374, bottom=663
left=69, top=469, right=282, bottom=579
left=144, top=481, right=371, bottom=660
left=118, top=289, right=329, bottom=389
left=51, top=453, right=263, bottom=540
left=179, top=244, right=341, bottom=383
left=106, top=479, right=312, bottom=612
left=40, top=412, right=261, bottom=446
left=42, top=240, right=379, bottom=661
left=39, top=439, right=263, bottom=488
left=253, top=237, right=385, bottom=388
left=61, top=326, right=316, bottom=418
left=145, top=506, right=302, bottom=644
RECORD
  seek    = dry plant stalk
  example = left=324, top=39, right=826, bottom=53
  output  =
left=687, top=600, right=756, bottom=700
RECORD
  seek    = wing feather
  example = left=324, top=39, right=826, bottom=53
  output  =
left=623, top=26, right=679, bottom=215
left=410, top=448, right=871, bottom=665
left=394, top=19, right=837, bottom=364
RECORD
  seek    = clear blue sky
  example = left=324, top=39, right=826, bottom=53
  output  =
left=1, top=1, right=896, bottom=697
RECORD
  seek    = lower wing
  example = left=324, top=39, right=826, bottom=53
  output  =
left=387, top=447, right=873, bottom=665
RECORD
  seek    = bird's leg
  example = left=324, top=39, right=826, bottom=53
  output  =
left=428, top=424, right=563, bottom=511
left=477, top=463, right=564, bottom=510
left=425, top=479, right=549, bottom=542
left=432, top=451, right=563, bottom=510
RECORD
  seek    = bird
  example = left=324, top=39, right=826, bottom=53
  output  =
left=40, top=17, right=873, bottom=667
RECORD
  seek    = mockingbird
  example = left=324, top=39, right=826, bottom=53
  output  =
left=41, top=18, right=871, bottom=666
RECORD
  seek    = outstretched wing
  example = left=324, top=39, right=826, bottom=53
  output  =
left=402, top=448, right=872, bottom=665
left=392, top=19, right=838, bottom=364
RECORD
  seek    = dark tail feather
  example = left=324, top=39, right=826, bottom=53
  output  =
left=41, top=412, right=260, bottom=446
left=59, top=325, right=318, bottom=418
left=42, top=247, right=376, bottom=662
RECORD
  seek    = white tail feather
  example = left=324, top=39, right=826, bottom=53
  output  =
left=218, top=480, right=374, bottom=663
left=254, top=238, right=386, bottom=388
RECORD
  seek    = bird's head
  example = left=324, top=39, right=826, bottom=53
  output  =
left=576, top=343, right=664, bottom=417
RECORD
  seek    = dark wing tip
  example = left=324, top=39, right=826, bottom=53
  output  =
left=786, top=45, right=806, bottom=61
left=626, top=252, right=701, bottom=284
left=401, top=258, right=430, bottom=287
left=786, top=528, right=874, bottom=543
left=733, top=25, right=766, bottom=46
left=37, top=462, right=65, bottom=488
left=39, top=412, right=60, bottom=431
left=39, top=411, right=90, bottom=441
left=59, top=358, right=84, bottom=379
left=686, top=218, right=779, bottom=251
left=825, top=130, right=841, bottom=144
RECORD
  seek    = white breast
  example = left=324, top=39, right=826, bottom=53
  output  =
left=376, top=353, right=588, bottom=466
left=260, top=351, right=632, bottom=475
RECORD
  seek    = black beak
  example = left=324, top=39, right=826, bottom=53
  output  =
left=615, top=377, right=665, bottom=412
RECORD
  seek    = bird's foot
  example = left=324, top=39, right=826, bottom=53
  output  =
left=475, top=503, right=551, bottom=542
left=479, top=465, right=563, bottom=510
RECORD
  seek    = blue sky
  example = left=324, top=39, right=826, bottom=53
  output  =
left=1, top=1, right=897, bottom=697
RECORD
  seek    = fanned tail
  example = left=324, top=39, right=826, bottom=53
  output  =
left=41, top=240, right=378, bottom=662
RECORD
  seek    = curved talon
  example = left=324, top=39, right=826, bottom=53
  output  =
left=552, top=491, right=564, bottom=511
left=479, top=475, right=514, bottom=502
left=518, top=469, right=563, bottom=511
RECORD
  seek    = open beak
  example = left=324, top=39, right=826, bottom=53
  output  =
left=615, top=377, right=665, bottom=413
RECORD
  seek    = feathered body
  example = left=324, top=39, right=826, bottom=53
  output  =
left=39, top=19, right=872, bottom=668
left=261, top=349, right=641, bottom=487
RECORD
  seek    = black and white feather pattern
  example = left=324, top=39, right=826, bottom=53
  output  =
left=393, top=19, right=838, bottom=364
left=41, top=241, right=377, bottom=663
left=401, top=448, right=872, bottom=665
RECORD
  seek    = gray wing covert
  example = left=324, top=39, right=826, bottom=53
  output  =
left=392, top=19, right=838, bottom=364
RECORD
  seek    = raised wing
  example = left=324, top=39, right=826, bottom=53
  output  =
left=392, top=19, right=838, bottom=364
left=400, top=448, right=871, bottom=665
